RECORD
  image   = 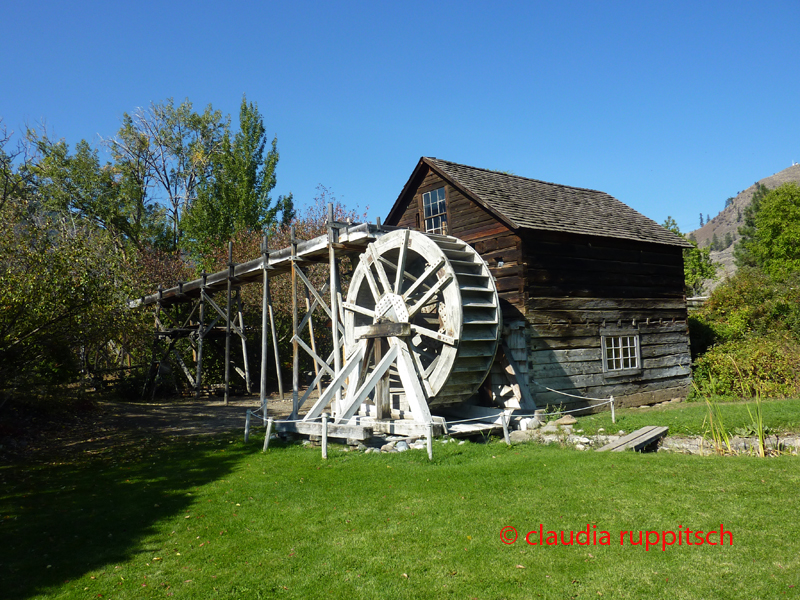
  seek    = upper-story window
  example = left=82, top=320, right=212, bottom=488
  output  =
left=422, top=187, right=448, bottom=234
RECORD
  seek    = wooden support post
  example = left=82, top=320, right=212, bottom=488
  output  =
left=610, top=396, right=616, bottom=424
left=375, top=338, right=389, bottom=419
left=244, top=409, right=251, bottom=443
left=291, top=226, right=299, bottom=417
left=305, top=291, right=322, bottom=398
left=501, top=413, right=511, bottom=445
left=327, top=203, right=342, bottom=415
left=263, top=417, right=274, bottom=452
left=427, top=421, right=434, bottom=461
left=237, top=294, right=251, bottom=394
left=321, top=413, right=329, bottom=459
left=195, top=272, right=207, bottom=399
left=224, top=242, right=233, bottom=406
left=260, top=237, right=269, bottom=416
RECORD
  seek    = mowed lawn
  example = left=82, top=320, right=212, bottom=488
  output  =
left=2, top=408, right=800, bottom=599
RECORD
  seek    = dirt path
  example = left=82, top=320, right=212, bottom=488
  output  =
left=0, top=393, right=301, bottom=463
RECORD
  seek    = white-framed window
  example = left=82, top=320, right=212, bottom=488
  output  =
left=422, top=187, right=447, bottom=234
left=601, top=331, right=641, bottom=375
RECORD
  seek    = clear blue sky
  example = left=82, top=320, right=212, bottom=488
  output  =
left=3, top=0, right=799, bottom=234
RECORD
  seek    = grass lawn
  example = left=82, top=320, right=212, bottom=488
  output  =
left=575, top=396, right=800, bottom=437
left=3, top=415, right=800, bottom=600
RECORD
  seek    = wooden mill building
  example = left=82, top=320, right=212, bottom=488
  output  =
left=385, top=157, right=693, bottom=409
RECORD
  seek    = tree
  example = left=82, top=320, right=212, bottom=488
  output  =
left=723, top=231, right=733, bottom=249
left=734, top=183, right=800, bottom=279
left=108, top=98, right=228, bottom=250
left=25, top=130, right=165, bottom=249
left=662, top=217, right=719, bottom=295
left=711, top=232, right=720, bottom=251
left=0, top=188, right=151, bottom=393
left=734, top=183, right=770, bottom=269
left=699, top=213, right=704, bottom=227
left=181, top=97, right=293, bottom=270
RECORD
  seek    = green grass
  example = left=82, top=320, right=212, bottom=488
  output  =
left=3, top=429, right=800, bottom=599
left=574, top=396, right=800, bottom=437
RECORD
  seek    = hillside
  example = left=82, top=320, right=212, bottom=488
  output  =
left=689, top=163, right=800, bottom=291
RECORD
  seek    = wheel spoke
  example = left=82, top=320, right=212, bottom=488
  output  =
left=362, top=261, right=381, bottom=302
left=394, top=229, right=409, bottom=294
left=407, top=274, right=452, bottom=318
left=402, top=258, right=444, bottom=302
left=342, top=301, right=375, bottom=318
left=410, top=323, right=456, bottom=346
left=369, top=245, right=392, bottom=295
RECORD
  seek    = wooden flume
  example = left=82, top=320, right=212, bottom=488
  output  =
left=135, top=209, right=508, bottom=440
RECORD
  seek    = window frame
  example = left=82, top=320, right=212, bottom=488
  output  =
left=600, top=327, right=642, bottom=377
left=420, top=185, right=448, bottom=235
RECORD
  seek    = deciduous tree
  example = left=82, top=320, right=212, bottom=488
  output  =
left=181, top=97, right=293, bottom=270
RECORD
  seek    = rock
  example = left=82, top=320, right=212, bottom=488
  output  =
left=577, top=437, right=591, bottom=444
left=554, top=414, right=577, bottom=426
left=510, top=430, right=534, bottom=443
left=380, top=442, right=396, bottom=452
left=597, top=428, right=605, bottom=433
left=575, top=444, right=586, bottom=451
left=458, top=440, right=466, bottom=445
left=534, top=409, right=547, bottom=420
left=356, top=443, right=367, bottom=452
left=519, top=417, right=541, bottom=431
left=540, top=423, right=559, bottom=434
left=395, top=441, right=410, bottom=452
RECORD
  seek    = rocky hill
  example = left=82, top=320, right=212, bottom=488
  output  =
left=689, top=163, right=800, bottom=292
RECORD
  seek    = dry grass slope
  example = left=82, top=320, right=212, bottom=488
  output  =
left=688, top=163, right=800, bottom=291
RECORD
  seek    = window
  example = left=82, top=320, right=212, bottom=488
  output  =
left=601, top=332, right=640, bottom=374
left=422, top=187, right=447, bottom=234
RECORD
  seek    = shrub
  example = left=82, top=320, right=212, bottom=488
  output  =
left=691, top=335, right=800, bottom=400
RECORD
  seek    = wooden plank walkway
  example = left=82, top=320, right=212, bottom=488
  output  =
left=596, top=426, right=669, bottom=452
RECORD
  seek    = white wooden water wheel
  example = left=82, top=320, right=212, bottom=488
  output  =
left=340, top=229, right=501, bottom=420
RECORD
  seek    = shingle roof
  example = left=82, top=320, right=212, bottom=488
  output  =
left=416, top=158, right=691, bottom=248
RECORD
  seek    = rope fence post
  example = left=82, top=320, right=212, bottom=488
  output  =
left=322, top=413, right=329, bottom=460
left=426, top=421, right=433, bottom=461
left=501, top=413, right=511, bottom=445
left=244, top=409, right=251, bottom=443
left=263, top=417, right=274, bottom=452
left=610, top=396, right=616, bottom=424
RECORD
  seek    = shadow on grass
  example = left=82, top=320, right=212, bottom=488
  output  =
left=0, top=434, right=248, bottom=600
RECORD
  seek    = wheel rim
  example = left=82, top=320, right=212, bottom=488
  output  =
left=344, top=230, right=500, bottom=407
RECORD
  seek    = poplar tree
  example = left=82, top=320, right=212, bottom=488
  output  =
left=182, top=96, right=293, bottom=269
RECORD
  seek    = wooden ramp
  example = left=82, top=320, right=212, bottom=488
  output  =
left=596, top=426, right=669, bottom=452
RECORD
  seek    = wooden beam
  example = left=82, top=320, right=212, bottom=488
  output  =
left=275, top=420, right=373, bottom=441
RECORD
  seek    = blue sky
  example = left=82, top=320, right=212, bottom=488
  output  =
left=3, top=0, right=799, bottom=234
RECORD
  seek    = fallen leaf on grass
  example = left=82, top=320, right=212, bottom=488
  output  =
left=516, top=565, right=525, bottom=569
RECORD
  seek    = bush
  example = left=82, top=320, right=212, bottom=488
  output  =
left=691, top=335, right=800, bottom=400
left=694, top=268, right=800, bottom=344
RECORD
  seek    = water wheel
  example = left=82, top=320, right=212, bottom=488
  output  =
left=341, top=229, right=501, bottom=417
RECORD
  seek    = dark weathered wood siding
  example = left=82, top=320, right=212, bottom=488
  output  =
left=522, top=231, right=691, bottom=408
left=386, top=165, right=526, bottom=317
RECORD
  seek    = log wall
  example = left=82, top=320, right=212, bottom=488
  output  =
left=522, top=231, right=691, bottom=409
